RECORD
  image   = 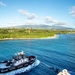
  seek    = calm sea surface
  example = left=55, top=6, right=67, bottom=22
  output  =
left=0, top=34, right=75, bottom=75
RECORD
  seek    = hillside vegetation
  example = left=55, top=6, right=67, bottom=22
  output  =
left=0, top=28, right=75, bottom=39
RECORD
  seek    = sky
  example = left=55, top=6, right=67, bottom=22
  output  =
left=0, top=0, right=75, bottom=28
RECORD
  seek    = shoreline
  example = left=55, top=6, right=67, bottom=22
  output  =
left=0, top=35, right=57, bottom=41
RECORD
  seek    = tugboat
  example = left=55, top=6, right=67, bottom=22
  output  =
left=0, top=51, right=40, bottom=74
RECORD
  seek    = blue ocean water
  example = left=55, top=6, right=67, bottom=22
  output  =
left=0, top=34, right=75, bottom=75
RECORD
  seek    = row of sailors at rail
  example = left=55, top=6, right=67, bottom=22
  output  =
left=13, top=58, right=29, bottom=66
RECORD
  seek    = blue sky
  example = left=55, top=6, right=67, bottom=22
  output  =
left=0, top=0, right=75, bottom=28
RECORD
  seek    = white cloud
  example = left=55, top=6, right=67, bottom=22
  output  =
left=28, top=13, right=37, bottom=19
left=18, top=9, right=37, bottom=19
left=18, top=9, right=29, bottom=15
left=18, top=9, right=66, bottom=26
left=0, top=1, right=6, bottom=6
left=55, top=22, right=66, bottom=25
left=70, top=6, right=75, bottom=17
left=45, top=16, right=66, bottom=25
left=45, top=17, right=58, bottom=23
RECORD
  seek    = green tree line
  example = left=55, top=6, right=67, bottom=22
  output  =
left=0, top=28, right=74, bottom=39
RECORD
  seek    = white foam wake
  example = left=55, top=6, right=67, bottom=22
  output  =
left=0, top=59, right=40, bottom=75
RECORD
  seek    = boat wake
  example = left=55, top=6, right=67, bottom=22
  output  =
left=0, top=59, right=40, bottom=75
left=42, top=62, right=59, bottom=73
